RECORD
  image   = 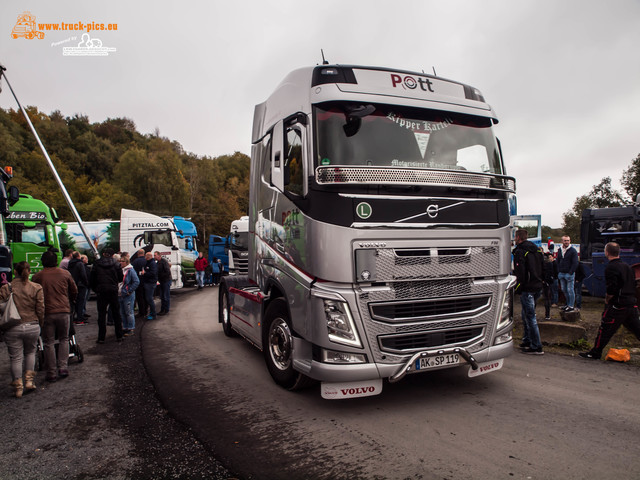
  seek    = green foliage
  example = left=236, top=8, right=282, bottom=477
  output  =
left=562, top=177, right=626, bottom=241
left=0, top=106, right=250, bottom=240
left=621, top=153, right=640, bottom=201
left=568, top=338, right=590, bottom=350
left=541, top=225, right=565, bottom=243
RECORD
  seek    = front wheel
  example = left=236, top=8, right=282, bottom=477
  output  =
left=219, top=284, right=235, bottom=337
left=262, top=298, right=314, bottom=391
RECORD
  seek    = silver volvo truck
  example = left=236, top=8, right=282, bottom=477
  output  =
left=219, top=65, right=516, bottom=399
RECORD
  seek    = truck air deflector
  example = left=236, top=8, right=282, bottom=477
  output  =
left=316, top=167, right=515, bottom=193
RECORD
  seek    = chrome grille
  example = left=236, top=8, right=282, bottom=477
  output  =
left=356, top=256, right=502, bottom=362
left=316, top=167, right=515, bottom=193
left=370, top=295, right=491, bottom=323
left=379, top=326, right=485, bottom=353
left=374, top=246, right=500, bottom=282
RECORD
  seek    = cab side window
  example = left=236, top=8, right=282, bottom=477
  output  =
left=285, top=127, right=303, bottom=196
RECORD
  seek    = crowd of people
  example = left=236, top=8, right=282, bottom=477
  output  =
left=513, top=231, right=640, bottom=358
left=0, top=246, right=208, bottom=398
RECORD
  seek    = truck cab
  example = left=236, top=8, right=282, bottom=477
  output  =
left=220, top=65, right=516, bottom=399
left=6, top=194, right=63, bottom=274
left=171, top=216, right=199, bottom=286
left=228, top=216, right=249, bottom=275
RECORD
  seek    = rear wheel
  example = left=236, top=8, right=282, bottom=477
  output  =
left=76, top=345, right=84, bottom=363
left=262, top=298, right=314, bottom=390
left=219, top=284, right=235, bottom=337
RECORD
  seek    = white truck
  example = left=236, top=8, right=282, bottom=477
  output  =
left=228, top=216, right=249, bottom=275
left=219, top=64, right=516, bottom=399
left=60, top=208, right=184, bottom=288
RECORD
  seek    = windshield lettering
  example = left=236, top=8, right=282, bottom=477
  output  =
left=315, top=102, right=503, bottom=175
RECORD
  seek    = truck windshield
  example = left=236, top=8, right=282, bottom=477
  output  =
left=6, top=224, right=47, bottom=245
left=314, top=102, right=503, bottom=175
left=232, top=232, right=249, bottom=250
left=143, top=230, right=173, bottom=247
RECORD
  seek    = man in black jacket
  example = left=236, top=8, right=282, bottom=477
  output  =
left=140, top=252, right=158, bottom=320
left=90, top=247, right=124, bottom=344
left=580, top=242, right=640, bottom=359
left=513, top=229, right=545, bottom=355
left=131, top=249, right=148, bottom=318
left=68, top=251, right=88, bottom=325
left=154, top=251, right=172, bottom=316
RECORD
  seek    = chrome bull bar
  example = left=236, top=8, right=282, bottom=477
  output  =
left=388, top=347, right=478, bottom=383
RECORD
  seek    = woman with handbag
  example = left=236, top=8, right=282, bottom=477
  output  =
left=0, top=262, right=45, bottom=398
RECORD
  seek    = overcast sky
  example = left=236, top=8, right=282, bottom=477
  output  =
left=1, top=0, right=639, bottom=228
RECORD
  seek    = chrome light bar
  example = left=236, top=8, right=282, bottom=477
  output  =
left=316, top=167, right=516, bottom=193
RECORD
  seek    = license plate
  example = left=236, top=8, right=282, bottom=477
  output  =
left=415, top=353, right=460, bottom=371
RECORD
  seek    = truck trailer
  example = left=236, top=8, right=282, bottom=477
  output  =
left=219, top=64, right=516, bottom=399
left=60, top=209, right=185, bottom=288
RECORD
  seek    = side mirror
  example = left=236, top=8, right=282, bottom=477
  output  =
left=8, top=186, right=19, bottom=206
left=59, top=223, right=68, bottom=231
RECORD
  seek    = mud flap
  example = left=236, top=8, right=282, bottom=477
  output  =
left=321, top=379, right=383, bottom=399
left=468, top=358, right=504, bottom=378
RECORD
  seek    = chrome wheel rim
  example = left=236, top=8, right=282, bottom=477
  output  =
left=222, top=294, right=229, bottom=326
left=268, top=318, right=292, bottom=371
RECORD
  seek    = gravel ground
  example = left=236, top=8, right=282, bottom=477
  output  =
left=0, top=295, right=235, bottom=480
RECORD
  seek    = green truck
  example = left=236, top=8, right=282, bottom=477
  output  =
left=5, top=194, right=64, bottom=274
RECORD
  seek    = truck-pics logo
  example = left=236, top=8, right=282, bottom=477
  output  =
left=11, top=10, right=118, bottom=57
left=11, top=12, right=44, bottom=39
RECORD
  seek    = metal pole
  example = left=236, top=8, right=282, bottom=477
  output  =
left=0, top=66, right=99, bottom=257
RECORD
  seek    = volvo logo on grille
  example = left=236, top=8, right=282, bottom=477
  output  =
left=426, top=204, right=439, bottom=218
left=359, top=242, right=386, bottom=248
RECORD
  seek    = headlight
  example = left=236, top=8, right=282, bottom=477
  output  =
left=321, top=348, right=367, bottom=364
left=497, top=287, right=513, bottom=330
left=494, top=331, right=512, bottom=345
left=324, top=299, right=362, bottom=347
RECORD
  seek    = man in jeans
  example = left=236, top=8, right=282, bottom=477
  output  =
left=557, top=235, right=579, bottom=312
left=33, top=250, right=78, bottom=382
left=194, top=252, right=208, bottom=291
left=513, top=229, right=545, bottom=355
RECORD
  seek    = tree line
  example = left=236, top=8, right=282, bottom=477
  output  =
left=0, top=106, right=250, bottom=246
left=558, top=153, right=640, bottom=242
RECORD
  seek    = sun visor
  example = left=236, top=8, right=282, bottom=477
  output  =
left=336, top=68, right=493, bottom=113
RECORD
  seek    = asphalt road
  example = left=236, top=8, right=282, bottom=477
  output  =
left=3, top=287, right=640, bottom=479
left=145, top=287, right=640, bottom=480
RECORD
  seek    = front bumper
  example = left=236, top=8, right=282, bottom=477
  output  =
left=293, top=337, right=513, bottom=383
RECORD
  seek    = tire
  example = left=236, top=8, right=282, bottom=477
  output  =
left=219, top=284, right=235, bottom=337
left=35, top=348, right=45, bottom=372
left=262, top=298, right=315, bottom=391
left=76, top=345, right=84, bottom=363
